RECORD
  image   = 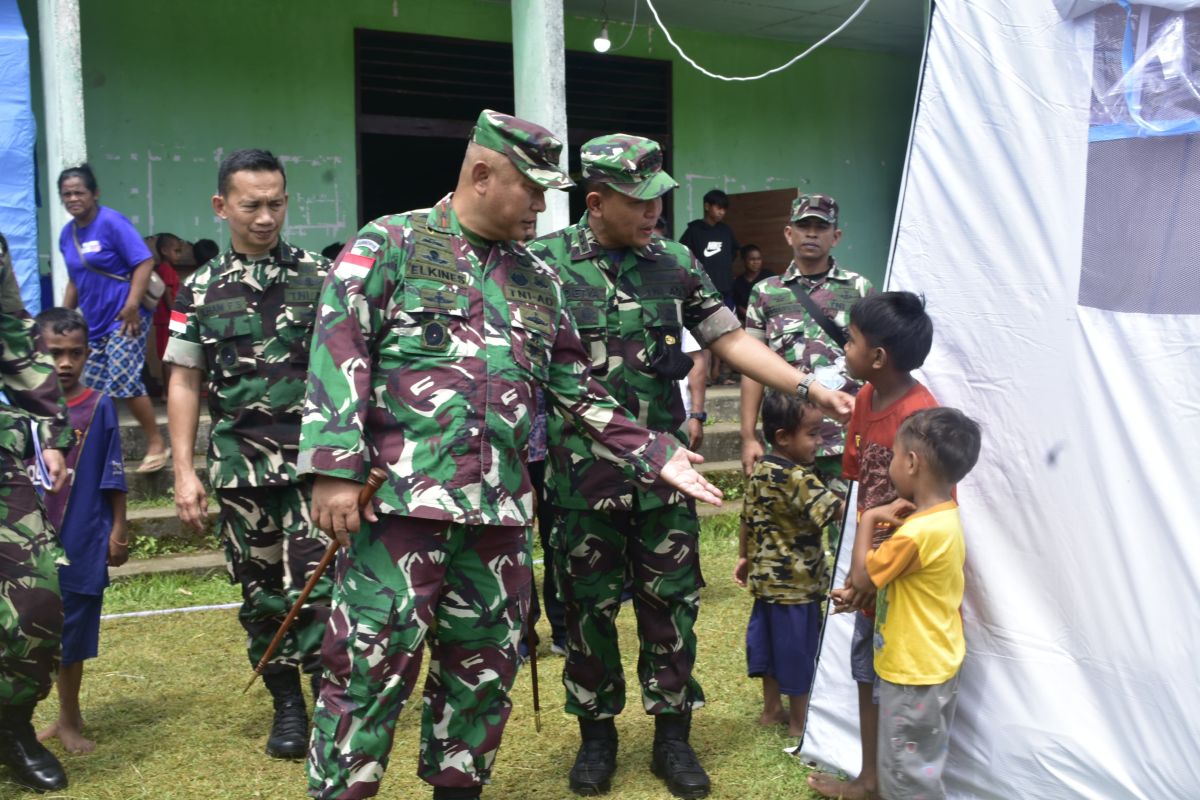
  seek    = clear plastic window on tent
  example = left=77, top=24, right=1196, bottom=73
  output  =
left=1090, top=5, right=1200, bottom=140
left=1079, top=5, right=1200, bottom=314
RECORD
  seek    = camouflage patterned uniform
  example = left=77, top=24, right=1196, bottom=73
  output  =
left=526, top=136, right=741, bottom=722
left=745, top=195, right=874, bottom=490
left=299, top=111, right=680, bottom=799
left=741, top=455, right=841, bottom=604
left=0, top=250, right=72, bottom=707
left=163, top=241, right=332, bottom=674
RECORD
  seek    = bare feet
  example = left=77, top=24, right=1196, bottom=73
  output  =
left=807, top=772, right=876, bottom=800
left=788, top=722, right=805, bottom=737
left=758, top=710, right=788, bottom=727
left=37, top=719, right=96, bottom=754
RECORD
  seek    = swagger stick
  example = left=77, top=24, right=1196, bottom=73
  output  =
left=243, top=467, right=388, bottom=694
left=528, top=619, right=542, bottom=733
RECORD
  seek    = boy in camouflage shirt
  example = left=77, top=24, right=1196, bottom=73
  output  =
left=734, top=391, right=843, bottom=738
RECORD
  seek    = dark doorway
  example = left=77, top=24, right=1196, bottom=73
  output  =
left=355, top=29, right=673, bottom=228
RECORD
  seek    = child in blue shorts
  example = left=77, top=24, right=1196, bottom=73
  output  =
left=33, top=308, right=128, bottom=754
left=734, top=391, right=844, bottom=736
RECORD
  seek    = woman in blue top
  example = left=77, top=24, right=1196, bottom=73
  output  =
left=57, top=165, right=169, bottom=472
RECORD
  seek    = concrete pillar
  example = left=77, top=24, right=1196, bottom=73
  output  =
left=38, top=0, right=87, bottom=303
left=511, top=0, right=570, bottom=236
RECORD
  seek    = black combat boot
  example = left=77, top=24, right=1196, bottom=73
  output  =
left=569, top=717, right=618, bottom=795
left=0, top=703, right=68, bottom=792
left=263, top=669, right=308, bottom=759
left=650, top=713, right=710, bottom=799
left=431, top=787, right=482, bottom=799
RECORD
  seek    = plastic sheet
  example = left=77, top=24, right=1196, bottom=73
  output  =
left=801, top=1, right=1200, bottom=797
left=1090, top=4, right=1200, bottom=140
left=1057, top=0, right=1200, bottom=20
left=0, top=0, right=40, bottom=313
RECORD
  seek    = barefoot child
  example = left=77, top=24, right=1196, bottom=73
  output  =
left=808, top=291, right=937, bottom=800
left=33, top=308, right=128, bottom=754
left=833, top=407, right=981, bottom=799
left=734, top=391, right=843, bottom=736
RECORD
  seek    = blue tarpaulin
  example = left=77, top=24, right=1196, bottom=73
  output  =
left=0, top=0, right=40, bottom=314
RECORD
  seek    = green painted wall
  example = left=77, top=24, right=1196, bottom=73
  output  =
left=20, top=0, right=919, bottom=287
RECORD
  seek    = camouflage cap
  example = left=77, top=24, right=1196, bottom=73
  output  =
left=791, top=194, right=839, bottom=226
left=470, top=109, right=574, bottom=190
left=580, top=134, right=678, bottom=200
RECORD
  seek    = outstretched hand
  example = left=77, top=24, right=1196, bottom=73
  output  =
left=809, top=383, right=854, bottom=424
left=660, top=448, right=724, bottom=507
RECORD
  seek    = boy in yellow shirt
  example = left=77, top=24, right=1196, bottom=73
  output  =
left=833, top=407, right=981, bottom=800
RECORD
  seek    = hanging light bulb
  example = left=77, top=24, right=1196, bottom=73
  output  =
left=593, top=0, right=611, bottom=53
left=593, top=23, right=611, bottom=53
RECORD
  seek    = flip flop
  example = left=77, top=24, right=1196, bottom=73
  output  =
left=135, top=447, right=171, bottom=473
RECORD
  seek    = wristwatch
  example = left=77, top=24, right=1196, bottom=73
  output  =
left=687, top=411, right=708, bottom=423
left=796, top=373, right=817, bottom=402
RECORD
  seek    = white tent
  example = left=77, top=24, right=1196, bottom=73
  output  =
left=802, top=2, right=1200, bottom=797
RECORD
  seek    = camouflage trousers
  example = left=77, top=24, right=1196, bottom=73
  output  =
left=215, top=483, right=331, bottom=674
left=550, top=501, right=706, bottom=719
left=307, top=516, right=531, bottom=799
left=0, top=463, right=62, bottom=706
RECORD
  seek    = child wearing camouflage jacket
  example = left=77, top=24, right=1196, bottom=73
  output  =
left=734, top=390, right=843, bottom=737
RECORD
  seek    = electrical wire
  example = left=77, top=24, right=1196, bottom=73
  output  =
left=609, top=0, right=641, bottom=53
left=641, top=0, right=873, bottom=82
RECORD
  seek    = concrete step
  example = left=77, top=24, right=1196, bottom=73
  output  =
left=127, top=503, right=217, bottom=540
left=109, top=551, right=226, bottom=580
left=692, top=422, right=743, bottom=463
left=701, top=385, right=741, bottom=422
left=124, top=461, right=210, bottom=502
left=115, top=399, right=210, bottom=462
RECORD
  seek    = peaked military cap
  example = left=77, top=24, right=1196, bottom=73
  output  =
left=580, top=134, right=679, bottom=200
left=791, top=194, right=839, bottom=226
left=470, top=109, right=574, bottom=190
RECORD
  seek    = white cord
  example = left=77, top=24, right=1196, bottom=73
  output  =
left=642, top=0, right=873, bottom=82
left=609, top=0, right=640, bottom=53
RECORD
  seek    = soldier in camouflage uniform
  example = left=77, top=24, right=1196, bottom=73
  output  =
left=526, top=137, right=854, bottom=799
left=299, top=110, right=722, bottom=800
left=164, top=149, right=332, bottom=760
left=741, top=194, right=875, bottom=507
left=0, top=242, right=74, bottom=792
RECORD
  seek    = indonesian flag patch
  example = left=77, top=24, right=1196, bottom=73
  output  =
left=337, top=252, right=375, bottom=280
left=169, top=310, right=188, bottom=334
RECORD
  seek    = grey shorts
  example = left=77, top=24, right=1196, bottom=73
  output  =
left=850, top=611, right=877, bottom=685
left=877, top=671, right=961, bottom=800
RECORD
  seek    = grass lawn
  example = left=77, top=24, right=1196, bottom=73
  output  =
left=13, top=513, right=840, bottom=800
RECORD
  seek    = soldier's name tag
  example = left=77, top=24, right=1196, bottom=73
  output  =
left=408, top=259, right=470, bottom=288
left=813, top=358, right=848, bottom=390
left=766, top=300, right=804, bottom=316
left=198, top=297, right=248, bottom=318
left=564, top=285, right=606, bottom=302
left=641, top=282, right=686, bottom=300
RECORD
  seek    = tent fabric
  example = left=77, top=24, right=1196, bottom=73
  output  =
left=802, top=1, right=1200, bottom=797
left=0, top=0, right=40, bottom=314
left=1056, top=0, right=1200, bottom=20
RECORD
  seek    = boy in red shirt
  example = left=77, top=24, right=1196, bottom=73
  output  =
left=808, top=291, right=936, bottom=800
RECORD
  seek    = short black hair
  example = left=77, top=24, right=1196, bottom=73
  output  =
left=740, top=244, right=761, bottom=259
left=154, top=232, right=183, bottom=261
left=761, top=390, right=821, bottom=446
left=703, top=189, right=729, bottom=208
left=58, top=163, right=98, bottom=194
left=35, top=306, right=89, bottom=340
left=849, top=291, right=933, bottom=373
left=193, top=238, right=220, bottom=266
left=217, top=149, right=286, bottom=196
left=897, top=407, right=981, bottom=484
